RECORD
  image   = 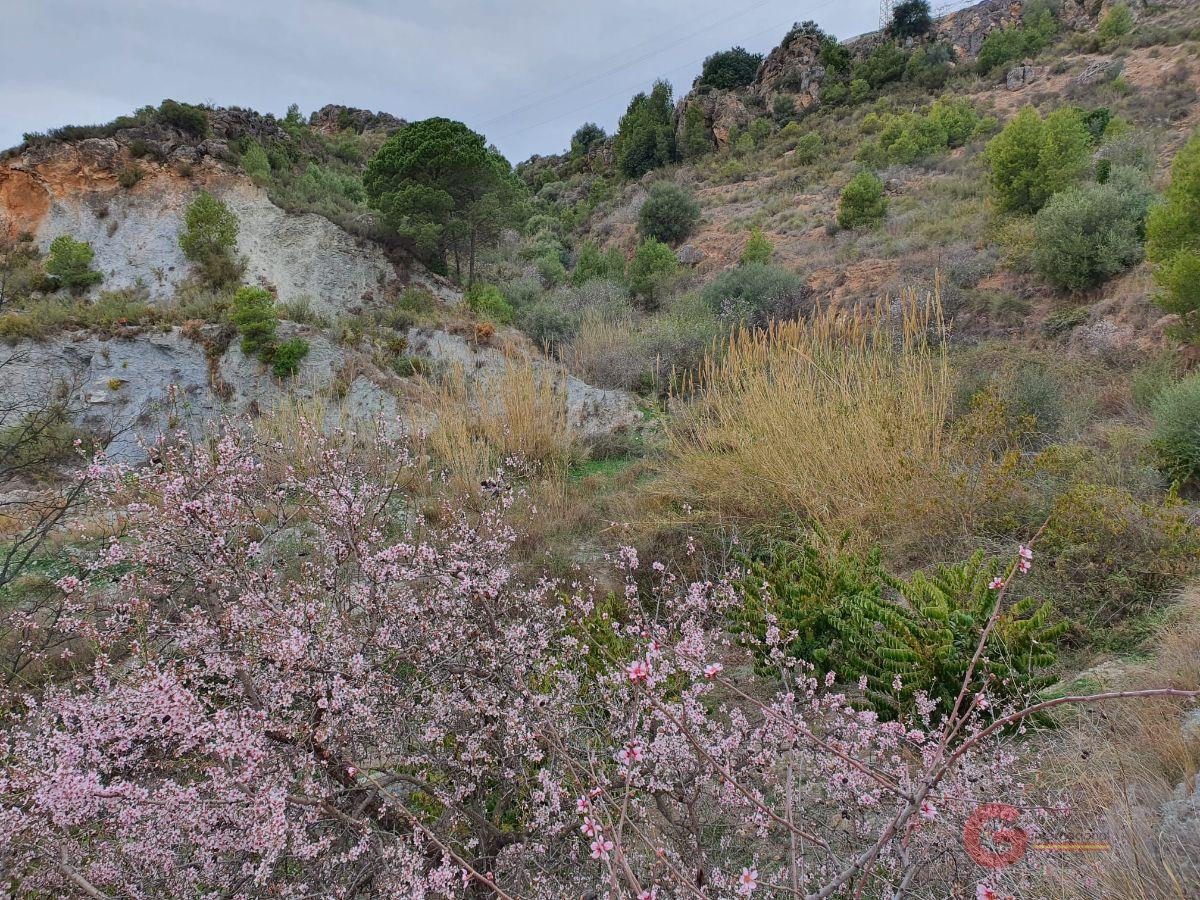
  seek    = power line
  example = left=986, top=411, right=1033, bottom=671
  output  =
left=474, top=0, right=790, bottom=129
left=487, top=0, right=846, bottom=143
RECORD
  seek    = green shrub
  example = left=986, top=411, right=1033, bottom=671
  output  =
left=738, top=541, right=1064, bottom=719
left=698, top=262, right=806, bottom=325
left=271, top=337, right=309, bottom=378
left=854, top=42, right=909, bottom=89
left=230, top=286, right=278, bottom=356
left=179, top=191, right=239, bottom=267
left=627, top=238, right=677, bottom=304
left=570, top=123, right=606, bottom=157
left=517, top=300, right=580, bottom=350
left=699, top=46, right=763, bottom=90
left=1146, top=129, right=1200, bottom=342
left=638, top=182, right=701, bottom=245
left=43, top=236, right=101, bottom=292
left=1152, top=375, right=1200, bottom=484
left=1098, top=3, right=1133, bottom=46
left=790, top=132, right=822, bottom=165
left=241, top=142, right=272, bottom=182
left=117, top=166, right=144, bottom=189
left=678, top=104, right=713, bottom=160
left=466, top=282, right=515, bottom=323
left=1032, top=167, right=1153, bottom=292
left=157, top=99, right=209, bottom=137
left=572, top=242, right=626, bottom=286
left=739, top=228, right=774, bottom=266
left=985, top=107, right=1091, bottom=213
left=391, top=355, right=429, bottom=378
left=976, top=5, right=1058, bottom=74
left=837, top=171, right=887, bottom=229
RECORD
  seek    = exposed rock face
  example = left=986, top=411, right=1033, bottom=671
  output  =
left=934, top=0, right=1025, bottom=60
left=752, top=29, right=826, bottom=110
left=407, top=328, right=643, bottom=439
left=1075, top=59, right=1123, bottom=86
left=1007, top=64, right=1041, bottom=89
left=0, top=140, right=458, bottom=316
left=676, top=90, right=753, bottom=150
left=308, top=105, right=406, bottom=136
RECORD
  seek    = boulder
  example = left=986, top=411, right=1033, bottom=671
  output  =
left=676, top=244, right=706, bottom=266
left=1006, top=64, right=1040, bottom=90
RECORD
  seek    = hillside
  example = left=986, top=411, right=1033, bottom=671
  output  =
left=3, top=1, right=1200, bottom=898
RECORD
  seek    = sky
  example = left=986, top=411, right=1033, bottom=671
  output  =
left=1, top=0, right=972, bottom=164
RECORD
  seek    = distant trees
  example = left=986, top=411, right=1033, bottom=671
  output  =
left=889, top=0, right=933, bottom=39
left=638, top=182, right=700, bottom=244
left=699, top=46, right=763, bottom=91
left=1098, top=3, right=1133, bottom=46
left=984, top=107, right=1091, bottom=214
left=43, top=236, right=101, bottom=292
left=364, top=117, right=528, bottom=281
left=614, top=81, right=677, bottom=179
left=1147, top=129, right=1200, bottom=342
left=838, top=171, right=887, bottom=229
left=570, top=123, right=607, bottom=158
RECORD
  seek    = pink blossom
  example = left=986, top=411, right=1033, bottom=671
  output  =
left=738, top=867, right=759, bottom=895
left=589, top=837, right=614, bottom=860
left=989, top=576, right=1004, bottom=590
left=704, top=662, right=724, bottom=679
left=976, top=884, right=1002, bottom=900
left=580, top=817, right=600, bottom=838
left=627, top=659, right=650, bottom=682
left=919, top=800, right=937, bottom=821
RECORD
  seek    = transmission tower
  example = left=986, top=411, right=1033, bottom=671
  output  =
left=879, top=0, right=894, bottom=31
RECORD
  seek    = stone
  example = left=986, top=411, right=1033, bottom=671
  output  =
left=676, top=244, right=706, bottom=266
left=1006, top=64, right=1040, bottom=90
left=1075, top=59, right=1122, bottom=86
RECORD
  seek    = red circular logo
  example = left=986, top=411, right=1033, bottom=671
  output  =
left=963, top=803, right=1029, bottom=869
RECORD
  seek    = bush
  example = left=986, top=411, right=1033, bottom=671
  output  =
left=466, top=282, right=515, bottom=323
left=627, top=238, right=677, bottom=304
left=889, top=0, right=932, bottom=39
left=570, top=122, right=606, bottom=157
left=1152, top=375, right=1200, bottom=483
left=976, top=5, right=1058, bottom=74
left=790, top=132, right=822, bottom=164
left=678, top=104, right=714, bottom=160
left=738, top=541, right=1062, bottom=719
left=699, top=46, right=764, bottom=90
left=240, top=142, right=272, bottom=182
left=1146, top=129, right=1200, bottom=342
left=985, top=107, right=1091, bottom=214
left=838, top=171, right=887, bottom=229
left=638, top=182, right=700, bottom=244
left=699, top=263, right=807, bottom=326
left=1098, top=3, right=1133, bottom=46
left=271, top=337, right=309, bottom=378
left=517, top=300, right=579, bottom=350
left=1032, top=167, right=1153, bottom=292
left=572, top=242, right=626, bottom=286
left=739, top=228, right=774, bottom=265
left=854, top=42, right=909, bottom=89
left=179, top=191, right=239, bottom=264
left=157, top=99, right=208, bottom=137
left=614, top=80, right=677, bottom=178
left=43, top=235, right=102, bottom=292
left=230, top=285, right=278, bottom=356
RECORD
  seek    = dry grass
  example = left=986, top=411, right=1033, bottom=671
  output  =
left=648, top=289, right=952, bottom=547
left=412, top=354, right=577, bottom=494
left=1036, top=586, right=1200, bottom=898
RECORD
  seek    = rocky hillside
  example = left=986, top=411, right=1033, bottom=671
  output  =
left=0, top=109, right=640, bottom=462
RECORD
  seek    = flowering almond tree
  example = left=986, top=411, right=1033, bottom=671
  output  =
left=1, top=422, right=1195, bottom=898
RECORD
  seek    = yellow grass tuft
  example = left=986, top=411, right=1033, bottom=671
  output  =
left=649, top=289, right=952, bottom=546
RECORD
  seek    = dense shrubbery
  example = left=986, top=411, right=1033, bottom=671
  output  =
left=627, top=238, right=677, bottom=303
left=860, top=98, right=984, bottom=165
left=1032, top=166, right=1153, bottom=291
left=613, top=80, right=677, bottom=178
left=178, top=191, right=243, bottom=288
left=1152, top=374, right=1200, bottom=484
left=739, top=228, right=773, bottom=265
left=976, top=1, right=1059, bottom=74
left=569, top=122, right=606, bottom=157
left=699, top=262, right=806, bottom=325
left=156, top=99, right=209, bottom=137
left=43, top=235, right=101, bottom=292
left=637, top=182, right=700, bottom=244
left=1098, top=3, right=1133, bottom=46
left=698, top=46, right=763, bottom=90
left=838, top=171, right=887, bottom=228
left=1146, top=129, right=1200, bottom=342
left=271, top=337, right=310, bottom=378
left=985, top=106, right=1092, bottom=213
left=572, top=241, right=626, bottom=286
left=739, top=541, right=1063, bottom=718
left=465, top=281, right=515, bottom=323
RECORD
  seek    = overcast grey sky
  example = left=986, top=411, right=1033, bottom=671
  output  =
left=1, top=0, right=969, bottom=163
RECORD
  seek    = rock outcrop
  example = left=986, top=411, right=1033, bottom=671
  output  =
left=308, top=105, right=406, bottom=136
left=751, top=27, right=827, bottom=110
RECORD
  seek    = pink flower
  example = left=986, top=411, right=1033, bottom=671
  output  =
left=738, top=867, right=759, bottom=895
left=575, top=796, right=589, bottom=815
left=1018, top=545, right=1033, bottom=560
left=989, top=576, right=1004, bottom=590
left=920, top=799, right=937, bottom=821
left=627, top=659, right=649, bottom=682
left=617, top=743, right=644, bottom=767
left=589, top=837, right=614, bottom=860
left=580, top=817, right=600, bottom=838
left=704, top=662, right=724, bottom=679
left=638, top=890, right=656, bottom=900
left=975, top=693, right=990, bottom=710
left=976, top=884, right=1001, bottom=900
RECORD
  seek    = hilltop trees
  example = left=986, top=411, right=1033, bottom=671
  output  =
left=889, top=0, right=933, bottom=39
left=699, top=46, right=763, bottom=90
left=569, top=122, right=606, bottom=157
left=365, top=117, right=527, bottom=281
left=1147, top=129, right=1200, bottom=341
left=613, top=80, right=677, bottom=178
